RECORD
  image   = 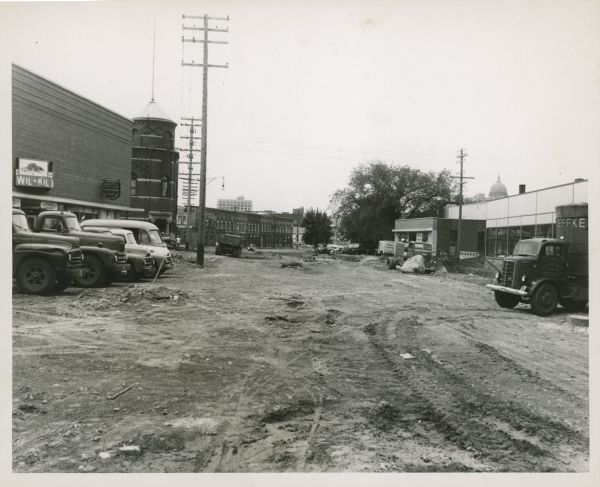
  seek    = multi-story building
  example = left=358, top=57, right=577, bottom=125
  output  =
left=12, top=64, right=141, bottom=223
left=130, top=101, right=179, bottom=235
left=177, top=206, right=294, bottom=249
left=217, top=196, right=253, bottom=212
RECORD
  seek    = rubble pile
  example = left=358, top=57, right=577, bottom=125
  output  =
left=400, top=254, right=426, bottom=273
left=119, top=286, right=190, bottom=304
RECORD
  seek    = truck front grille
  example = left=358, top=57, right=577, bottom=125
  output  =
left=116, top=252, right=127, bottom=265
left=143, top=256, right=153, bottom=267
left=502, top=260, right=515, bottom=287
left=68, top=249, right=83, bottom=266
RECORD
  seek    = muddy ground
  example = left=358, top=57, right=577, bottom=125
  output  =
left=12, top=249, right=589, bottom=472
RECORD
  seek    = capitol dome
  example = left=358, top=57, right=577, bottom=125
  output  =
left=488, top=174, right=508, bottom=200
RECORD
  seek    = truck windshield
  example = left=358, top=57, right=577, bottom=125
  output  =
left=65, top=216, right=81, bottom=231
left=12, top=214, right=31, bottom=231
left=148, top=229, right=164, bottom=245
left=512, top=241, right=540, bottom=256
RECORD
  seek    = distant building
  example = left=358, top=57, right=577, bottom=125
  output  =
left=217, top=195, right=252, bottom=212
left=488, top=174, right=508, bottom=200
left=177, top=206, right=293, bottom=249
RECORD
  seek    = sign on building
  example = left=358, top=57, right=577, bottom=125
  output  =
left=14, top=158, right=54, bottom=188
left=102, top=179, right=121, bottom=200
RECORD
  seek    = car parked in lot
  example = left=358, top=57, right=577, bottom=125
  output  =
left=80, top=219, right=174, bottom=275
left=12, top=209, right=83, bottom=294
left=83, top=227, right=155, bottom=281
left=33, top=211, right=128, bottom=287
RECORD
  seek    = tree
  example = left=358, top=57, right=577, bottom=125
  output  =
left=302, top=209, right=333, bottom=248
left=331, top=161, right=455, bottom=251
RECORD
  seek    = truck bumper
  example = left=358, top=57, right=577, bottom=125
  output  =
left=107, top=263, right=129, bottom=277
left=486, top=284, right=529, bottom=297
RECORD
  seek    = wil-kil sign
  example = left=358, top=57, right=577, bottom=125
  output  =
left=15, top=158, right=54, bottom=188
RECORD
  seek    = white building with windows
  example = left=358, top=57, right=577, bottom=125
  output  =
left=217, top=195, right=253, bottom=212
left=444, top=179, right=588, bottom=257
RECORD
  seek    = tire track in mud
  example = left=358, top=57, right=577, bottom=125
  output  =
left=362, top=319, right=588, bottom=471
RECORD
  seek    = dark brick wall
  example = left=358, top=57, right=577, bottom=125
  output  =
left=12, top=64, right=132, bottom=206
left=436, top=219, right=486, bottom=257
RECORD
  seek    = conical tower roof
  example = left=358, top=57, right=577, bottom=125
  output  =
left=133, top=100, right=174, bottom=123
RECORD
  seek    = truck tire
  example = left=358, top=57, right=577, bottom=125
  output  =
left=559, top=298, right=588, bottom=312
left=73, top=254, right=106, bottom=288
left=16, top=257, right=57, bottom=295
left=494, top=291, right=520, bottom=309
left=530, top=283, right=558, bottom=317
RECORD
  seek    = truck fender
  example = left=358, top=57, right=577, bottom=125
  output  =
left=526, top=278, right=561, bottom=297
left=13, top=248, right=66, bottom=274
left=80, top=246, right=117, bottom=266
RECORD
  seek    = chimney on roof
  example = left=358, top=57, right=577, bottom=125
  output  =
left=518, top=184, right=526, bottom=194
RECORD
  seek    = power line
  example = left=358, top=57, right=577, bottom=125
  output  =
left=450, top=148, right=475, bottom=265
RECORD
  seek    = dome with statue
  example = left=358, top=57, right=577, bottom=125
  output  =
left=488, top=175, right=508, bottom=200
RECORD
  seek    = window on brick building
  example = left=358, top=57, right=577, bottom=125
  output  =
left=131, top=173, right=137, bottom=196
left=161, top=176, right=168, bottom=198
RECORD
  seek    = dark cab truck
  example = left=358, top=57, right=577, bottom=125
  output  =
left=13, top=209, right=83, bottom=294
left=34, top=211, right=128, bottom=288
left=486, top=203, right=588, bottom=316
left=215, top=234, right=243, bottom=258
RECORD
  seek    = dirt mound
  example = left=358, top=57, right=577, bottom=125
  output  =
left=75, top=286, right=189, bottom=309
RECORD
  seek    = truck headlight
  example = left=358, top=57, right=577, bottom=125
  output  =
left=114, top=255, right=119, bottom=263
left=495, top=272, right=501, bottom=280
left=68, top=253, right=72, bottom=262
left=521, top=275, right=527, bottom=282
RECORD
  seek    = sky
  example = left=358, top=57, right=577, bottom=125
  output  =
left=1, top=0, right=599, bottom=213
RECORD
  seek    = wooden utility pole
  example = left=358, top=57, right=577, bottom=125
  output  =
left=182, top=14, right=228, bottom=266
left=179, top=117, right=201, bottom=249
left=451, top=148, right=474, bottom=266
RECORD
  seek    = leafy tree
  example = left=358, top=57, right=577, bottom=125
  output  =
left=302, top=209, right=333, bottom=248
left=331, top=161, right=455, bottom=250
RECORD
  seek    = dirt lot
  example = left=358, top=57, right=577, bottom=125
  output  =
left=11, top=249, right=589, bottom=472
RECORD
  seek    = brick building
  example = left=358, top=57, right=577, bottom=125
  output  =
left=393, top=217, right=486, bottom=260
left=131, top=101, right=179, bottom=235
left=217, top=196, right=253, bottom=212
left=12, top=64, right=140, bottom=223
left=177, top=206, right=294, bottom=249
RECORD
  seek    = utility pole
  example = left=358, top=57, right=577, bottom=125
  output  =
left=451, top=148, right=474, bottom=267
left=181, top=14, right=229, bottom=267
left=179, top=117, right=201, bottom=250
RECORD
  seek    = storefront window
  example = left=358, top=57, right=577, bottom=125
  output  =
left=496, top=227, right=508, bottom=256
left=508, top=227, right=521, bottom=255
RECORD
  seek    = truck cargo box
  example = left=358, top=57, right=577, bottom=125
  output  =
left=556, top=203, right=587, bottom=277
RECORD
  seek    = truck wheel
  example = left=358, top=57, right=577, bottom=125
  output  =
left=531, top=283, right=558, bottom=317
left=16, top=257, right=57, bottom=295
left=494, top=291, right=520, bottom=309
left=559, top=298, right=588, bottom=312
left=73, top=255, right=106, bottom=288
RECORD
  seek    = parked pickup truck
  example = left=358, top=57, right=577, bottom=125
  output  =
left=34, top=211, right=128, bottom=288
left=216, top=234, right=243, bottom=257
left=387, top=241, right=437, bottom=273
left=80, top=219, right=174, bottom=275
left=84, top=227, right=155, bottom=281
left=13, top=209, right=83, bottom=294
left=486, top=203, right=588, bottom=316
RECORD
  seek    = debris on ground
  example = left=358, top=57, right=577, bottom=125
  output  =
left=358, top=256, right=381, bottom=266
left=400, top=254, right=426, bottom=273
left=118, top=445, right=142, bottom=456
left=281, top=262, right=303, bottom=269
left=400, top=353, right=415, bottom=359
